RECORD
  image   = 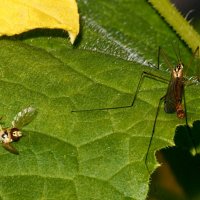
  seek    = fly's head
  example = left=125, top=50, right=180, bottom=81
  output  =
left=10, top=128, right=22, bottom=142
left=0, top=128, right=22, bottom=144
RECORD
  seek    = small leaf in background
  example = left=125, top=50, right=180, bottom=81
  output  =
left=0, top=0, right=79, bottom=44
left=148, top=0, right=200, bottom=51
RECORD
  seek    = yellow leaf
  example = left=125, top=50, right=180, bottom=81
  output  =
left=0, top=0, right=79, bottom=44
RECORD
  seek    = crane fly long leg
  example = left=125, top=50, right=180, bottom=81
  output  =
left=182, top=87, right=197, bottom=155
left=72, top=46, right=199, bottom=174
left=71, top=69, right=170, bottom=173
left=145, top=95, right=166, bottom=173
left=71, top=71, right=169, bottom=112
left=146, top=45, right=199, bottom=174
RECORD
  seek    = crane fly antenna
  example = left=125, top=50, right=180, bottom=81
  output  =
left=158, top=47, right=174, bottom=70
left=172, top=42, right=181, bottom=64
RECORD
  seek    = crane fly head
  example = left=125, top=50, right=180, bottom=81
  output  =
left=173, top=62, right=184, bottom=78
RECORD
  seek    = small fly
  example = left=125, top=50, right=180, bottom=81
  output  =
left=0, top=106, right=37, bottom=154
left=72, top=45, right=199, bottom=173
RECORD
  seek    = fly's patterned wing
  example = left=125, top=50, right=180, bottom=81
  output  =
left=12, top=107, right=37, bottom=129
left=2, top=142, right=19, bottom=155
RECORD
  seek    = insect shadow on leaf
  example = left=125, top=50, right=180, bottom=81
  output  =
left=72, top=45, right=200, bottom=173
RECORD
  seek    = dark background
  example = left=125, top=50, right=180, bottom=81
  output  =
left=171, top=0, right=200, bottom=27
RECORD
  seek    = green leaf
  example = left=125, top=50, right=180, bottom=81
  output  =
left=0, top=0, right=199, bottom=200
left=148, top=0, right=200, bottom=51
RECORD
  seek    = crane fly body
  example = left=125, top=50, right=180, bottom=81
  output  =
left=164, top=62, right=185, bottom=119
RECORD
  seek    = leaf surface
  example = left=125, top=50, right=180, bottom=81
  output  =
left=0, top=0, right=199, bottom=200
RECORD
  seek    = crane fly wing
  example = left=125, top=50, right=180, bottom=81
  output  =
left=164, top=78, right=176, bottom=113
left=2, top=143, right=19, bottom=155
left=12, top=107, right=37, bottom=129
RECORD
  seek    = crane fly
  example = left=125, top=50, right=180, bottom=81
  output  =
left=72, top=46, right=199, bottom=173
